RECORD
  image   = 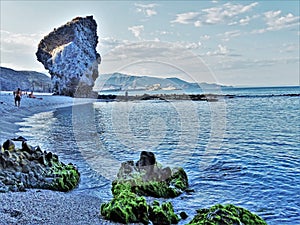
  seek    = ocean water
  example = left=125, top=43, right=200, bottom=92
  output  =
left=17, top=86, right=300, bottom=225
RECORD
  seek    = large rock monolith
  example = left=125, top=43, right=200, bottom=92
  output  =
left=36, top=16, right=101, bottom=97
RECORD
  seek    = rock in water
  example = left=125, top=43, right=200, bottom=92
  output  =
left=36, top=16, right=101, bottom=97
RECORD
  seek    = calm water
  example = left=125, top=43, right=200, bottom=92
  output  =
left=17, top=86, right=300, bottom=225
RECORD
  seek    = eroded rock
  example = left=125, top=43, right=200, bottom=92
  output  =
left=36, top=16, right=101, bottom=97
left=0, top=139, right=80, bottom=192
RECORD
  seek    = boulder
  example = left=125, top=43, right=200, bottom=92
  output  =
left=2, top=140, right=15, bottom=151
left=187, top=204, right=268, bottom=225
left=115, top=151, right=188, bottom=198
left=101, top=183, right=149, bottom=224
left=36, top=16, right=101, bottom=97
left=101, top=151, right=188, bottom=224
left=149, top=200, right=180, bottom=225
left=0, top=139, right=80, bottom=192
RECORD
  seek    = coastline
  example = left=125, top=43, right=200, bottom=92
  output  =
left=0, top=93, right=117, bottom=225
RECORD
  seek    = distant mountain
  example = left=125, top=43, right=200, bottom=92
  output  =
left=0, top=67, right=51, bottom=92
left=94, top=72, right=227, bottom=91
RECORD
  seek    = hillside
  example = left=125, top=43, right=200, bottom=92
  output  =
left=94, top=72, right=226, bottom=91
left=0, top=67, right=51, bottom=92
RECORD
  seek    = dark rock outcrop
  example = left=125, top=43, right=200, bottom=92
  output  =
left=36, top=16, right=101, bottom=97
left=0, top=139, right=80, bottom=192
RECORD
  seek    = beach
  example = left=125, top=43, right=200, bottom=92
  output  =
left=0, top=92, right=118, bottom=225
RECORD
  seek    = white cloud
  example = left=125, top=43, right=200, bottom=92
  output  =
left=265, top=11, right=299, bottom=31
left=252, top=10, right=299, bottom=33
left=0, top=30, right=47, bottom=72
left=1, top=30, right=43, bottom=48
left=239, top=16, right=251, bottom=25
left=203, top=2, right=258, bottom=25
left=206, top=44, right=229, bottom=56
left=219, top=30, right=242, bottom=42
left=194, top=20, right=202, bottom=27
left=128, top=25, right=144, bottom=39
left=200, top=35, right=211, bottom=40
left=171, top=2, right=258, bottom=27
left=135, top=3, right=158, bottom=17
left=171, top=12, right=200, bottom=24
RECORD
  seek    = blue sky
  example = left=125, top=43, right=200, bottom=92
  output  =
left=1, top=0, right=299, bottom=86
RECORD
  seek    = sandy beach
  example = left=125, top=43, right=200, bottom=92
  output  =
left=0, top=92, right=119, bottom=225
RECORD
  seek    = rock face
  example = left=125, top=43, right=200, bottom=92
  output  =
left=36, top=16, right=101, bottom=97
left=0, top=139, right=80, bottom=192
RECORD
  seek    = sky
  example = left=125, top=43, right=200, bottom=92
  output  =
left=0, top=0, right=299, bottom=86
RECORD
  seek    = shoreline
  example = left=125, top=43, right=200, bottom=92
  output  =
left=0, top=93, right=117, bottom=225
left=0, top=93, right=96, bottom=142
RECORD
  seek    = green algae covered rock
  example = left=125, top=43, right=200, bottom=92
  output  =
left=101, top=184, right=181, bottom=225
left=149, top=200, right=180, bottom=225
left=114, top=151, right=189, bottom=198
left=0, top=139, right=80, bottom=192
left=100, top=151, right=185, bottom=224
left=101, top=183, right=149, bottom=224
left=47, top=160, right=80, bottom=192
left=187, top=204, right=268, bottom=225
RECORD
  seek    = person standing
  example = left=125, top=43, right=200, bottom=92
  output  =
left=13, top=88, right=22, bottom=107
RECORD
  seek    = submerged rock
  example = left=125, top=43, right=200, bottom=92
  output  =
left=187, top=204, right=268, bottom=225
left=36, top=16, right=101, bottom=97
left=0, top=139, right=80, bottom=192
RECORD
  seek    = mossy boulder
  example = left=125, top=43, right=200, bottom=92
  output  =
left=114, top=151, right=189, bottom=198
left=187, top=204, right=267, bottom=225
left=48, top=161, right=81, bottom=192
left=101, top=151, right=185, bottom=224
left=0, top=139, right=80, bottom=192
left=101, top=184, right=181, bottom=225
left=149, top=200, right=180, bottom=225
left=101, top=183, right=149, bottom=224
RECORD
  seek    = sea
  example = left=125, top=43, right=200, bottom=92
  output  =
left=16, top=86, right=299, bottom=225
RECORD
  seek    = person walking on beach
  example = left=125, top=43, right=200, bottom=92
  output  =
left=13, top=88, right=22, bottom=107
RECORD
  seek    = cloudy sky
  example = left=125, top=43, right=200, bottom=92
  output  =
left=1, top=0, right=299, bottom=86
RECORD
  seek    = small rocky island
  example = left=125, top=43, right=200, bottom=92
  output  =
left=101, top=151, right=268, bottom=225
left=0, top=138, right=80, bottom=192
left=36, top=16, right=101, bottom=98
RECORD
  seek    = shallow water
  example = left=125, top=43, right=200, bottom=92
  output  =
left=17, top=87, right=300, bottom=225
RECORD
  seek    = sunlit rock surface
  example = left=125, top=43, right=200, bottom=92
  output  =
left=36, top=16, right=101, bottom=97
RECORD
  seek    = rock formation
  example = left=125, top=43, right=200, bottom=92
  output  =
left=115, top=151, right=189, bottom=198
left=100, top=151, right=189, bottom=225
left=187, top=204, right=268, bottom=225
left=0, top=139, right=80, bottom=192
left=36, top=16, right=101, bottom=97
